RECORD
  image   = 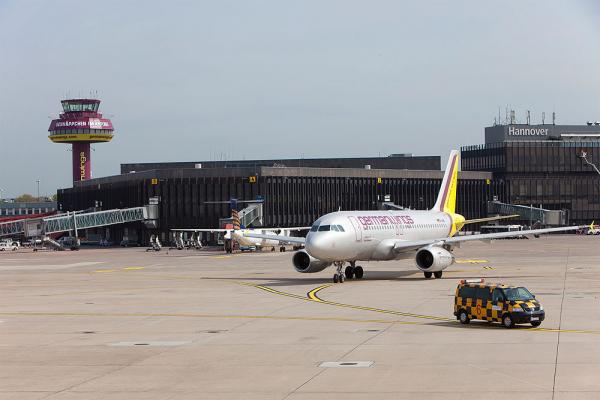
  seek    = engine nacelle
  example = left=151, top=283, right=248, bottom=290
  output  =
left=415, top=246, right=454, bottom=272
left=292, top=250, right=331, bottom=273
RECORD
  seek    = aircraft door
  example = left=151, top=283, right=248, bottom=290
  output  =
left=348, top=216, right=362, bottom=242
left=391, top=212, right=403, bottom=237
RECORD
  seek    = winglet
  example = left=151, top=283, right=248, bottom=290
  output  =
left=432, top=150, right=459, bottom=213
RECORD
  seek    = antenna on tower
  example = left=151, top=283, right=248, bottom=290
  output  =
left=552, top=111, right=556, bottom=125
left=526, top=110, right=530, bottom=125
left=542, top=112, right=546, bottom=125
left=510, top=110, right=516, bottom=124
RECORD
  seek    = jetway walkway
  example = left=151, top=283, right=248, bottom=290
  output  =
left=487, top=201, right=568, bottom=226
left=238, top=203, right=263, bottom=228
left=0, top=206, right=156, bottom=238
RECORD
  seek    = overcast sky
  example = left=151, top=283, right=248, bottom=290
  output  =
left=1, top=0, right=599, bottom=197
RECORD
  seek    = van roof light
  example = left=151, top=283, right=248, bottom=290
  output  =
left=459, top=278, right=485, bottom=284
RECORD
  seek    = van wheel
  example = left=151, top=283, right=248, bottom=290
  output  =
left=502, top=314, right=514, bottom=329
left=531, top=321, right=541, bottom=327
left=459, top=310, right=470, bottom=324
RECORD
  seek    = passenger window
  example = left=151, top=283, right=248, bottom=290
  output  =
left=492, top=289, right=505, bottom=303
left=318, top=225, right=331, bottom=232
left=337, top=225, right=345, bottom=232
left=475, top=287, right=491, bottom=302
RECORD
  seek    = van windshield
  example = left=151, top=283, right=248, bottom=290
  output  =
left=502, top=287, right=534, bottom=301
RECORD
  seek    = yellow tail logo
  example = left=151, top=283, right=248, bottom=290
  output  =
left=433, top=150, right=459, bottom=213
left=433, top=150, right=464, bottom=236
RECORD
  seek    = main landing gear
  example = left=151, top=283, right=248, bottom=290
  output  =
left=333, top=262, right=364, bottom=283
left=423, top=271, right=443, bottom=279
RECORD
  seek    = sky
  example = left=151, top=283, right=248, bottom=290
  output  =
left=1, top=0, right=599, bottom=197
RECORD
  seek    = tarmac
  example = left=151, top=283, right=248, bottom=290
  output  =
left=1, top=235, right=599, bottom=399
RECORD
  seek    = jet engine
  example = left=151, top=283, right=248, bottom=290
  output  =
left=415, top=245, right=454, bottom=272
left=292, top=250, right=331, bottom=273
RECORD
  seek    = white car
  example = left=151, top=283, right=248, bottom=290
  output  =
left=0, top=241, right=18, bottom=251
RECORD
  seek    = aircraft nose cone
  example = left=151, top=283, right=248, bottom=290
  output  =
left=305, top=233, right=335, bottom=260
left=306, top=234, right=328, bottom=259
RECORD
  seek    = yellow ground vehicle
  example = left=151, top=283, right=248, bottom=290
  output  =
left=454, top=279, right=545, bottom=328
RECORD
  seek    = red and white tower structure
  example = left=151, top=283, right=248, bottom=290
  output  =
left=48, top=99, right=114, bottom=182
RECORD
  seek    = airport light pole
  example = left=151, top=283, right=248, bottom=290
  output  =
left=578, top=151, right=600, bottom=175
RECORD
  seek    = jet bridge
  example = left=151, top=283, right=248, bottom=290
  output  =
left=0, top=206, right=157, bottom=238
left=238, top=202, right=263, bottom=228
left=487, top=201, right=568, bottom=226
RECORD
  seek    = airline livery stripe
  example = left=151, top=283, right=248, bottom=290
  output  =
left=438, top=154, right=457, bottom=210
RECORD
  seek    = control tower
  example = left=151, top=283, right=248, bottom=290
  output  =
left=48, top=99, right=114, bottom=182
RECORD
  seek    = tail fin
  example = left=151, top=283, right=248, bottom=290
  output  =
left=432, top=150, right=459, bottom=213
left=230, top=198, right=241, bottom=230
left=231, top=209, right=241, bottom=230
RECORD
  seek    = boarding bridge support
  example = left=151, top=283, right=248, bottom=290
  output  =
left=487, top=201, right=568, bottom=226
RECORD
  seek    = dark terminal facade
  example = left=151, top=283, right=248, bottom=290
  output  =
left=58, top=154, right=502, bottom=244
left=462, top=123, right=600, bottom=225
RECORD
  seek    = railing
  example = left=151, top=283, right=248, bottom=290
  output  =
left=0, top=206, right=150, bottom=237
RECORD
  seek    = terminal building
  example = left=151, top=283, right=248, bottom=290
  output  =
left=0, top=200, right=57, bottom=219
left=462, top=122, right=600, bottom=226
left=57, top=155, right=503, bottom=245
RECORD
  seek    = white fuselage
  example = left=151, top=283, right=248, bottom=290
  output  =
left=305, top=210, right=453, bottom=262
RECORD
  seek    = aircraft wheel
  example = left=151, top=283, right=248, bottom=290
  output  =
left=344, top=266, right=354, bottom=279
left=354, top=266, right=364, bottom=279
left=424, top=271, right=433, bottom=279
left=339, top=273, right=345, bottom=283
left=333, top=274, right=339, bottom=284
left=434, top=271, right=443, bottom=279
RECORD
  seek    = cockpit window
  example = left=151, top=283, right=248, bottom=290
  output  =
left=318, top=225, right=331, bottom=232
left=331, top=225, right=339, bottom=232
left=336, top=225, right=345, bottom=232
left=310, top=224, right=319, bottom=232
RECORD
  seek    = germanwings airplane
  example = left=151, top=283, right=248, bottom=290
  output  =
left=244, top=150, right=582, bottom=283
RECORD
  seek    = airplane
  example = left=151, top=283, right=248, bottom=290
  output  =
left=173, top=208, right=309, bottom=253
left=244, top=150, right=583, bottom=283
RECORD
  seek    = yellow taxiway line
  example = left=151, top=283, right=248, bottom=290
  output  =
left=247, top=281, right=600, bottom=335
left=455, top=259, right=489, bottom=264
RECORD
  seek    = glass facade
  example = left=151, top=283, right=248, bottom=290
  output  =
left=462, top=141, right=600, bottom=225
left=61, top=101, right=100, bottom=113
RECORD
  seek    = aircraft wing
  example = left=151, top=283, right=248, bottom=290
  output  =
left=242, top=232, right=306, bottom=245
left=393, top=225, right=584, bottom=252
left=462, top=214, right=519, bottom=225
left=171, top=228, right=230, bottom=233
left=250, top=227, right=311, bottom=232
